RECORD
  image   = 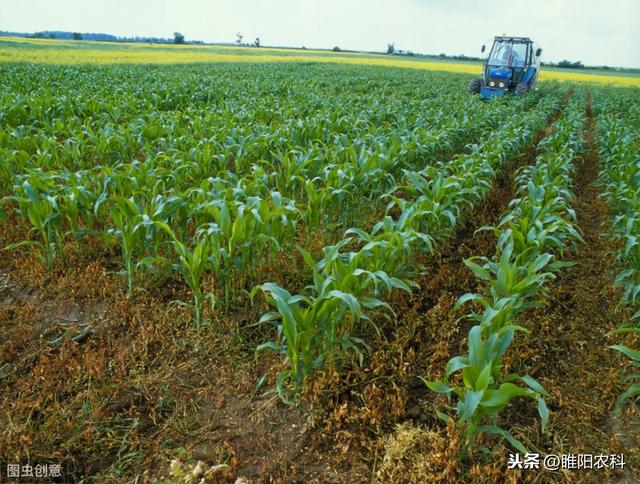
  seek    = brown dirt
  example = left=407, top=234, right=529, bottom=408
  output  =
left=0, top=234, right=313, bottom=482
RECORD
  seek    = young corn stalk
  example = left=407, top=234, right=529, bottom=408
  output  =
left=107, top=196, right=146, bottom=294
left=153, top=221, right=215, bottom=329
left=596, top=103, right=640, bottom=413
left=426, top=94, right=587, bottom=453
left=193, top=190, right=299, bottom=307
left=4, top=178, right=64, bottom=268
left=253, top=281, right=373, bottom=403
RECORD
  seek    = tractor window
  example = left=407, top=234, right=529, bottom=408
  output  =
left=488, top=41, right=510, bottom=66
left=488, top=40, right=528, bottom=67
left=511, top=43, right=527, bottom=67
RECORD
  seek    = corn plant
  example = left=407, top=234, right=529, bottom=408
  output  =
left=58, top=179, right=99, bottom=237
left=106, top=196, right=147, bottom=294
left=463, top=244, right=562, bottom=319
left=345, top=212, right=434, bottom=279
left=596, top=98, right=640, bottom=414
left=313, top=239, right=417, bottom=302
left=426, top=323, right=549, bottom=453
left=609, top=331, right=640, bottom=414
left=4, top=178, right=64, bottom=268
left=152, top=221, right=215, bottom=328
left=254, top=281, right=373, bottom=403
left=427, top=94, right=586, bottom=452
left=192, top=192, right=299, bottom=305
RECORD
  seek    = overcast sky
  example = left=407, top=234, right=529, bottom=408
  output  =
left=1, top=0, right=638, bottom=67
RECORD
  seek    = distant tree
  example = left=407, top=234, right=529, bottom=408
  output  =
left=72, top=32, right=83, bottom=41
left=557, top=59, right=584, bottom=68
left=236, top=32, right=243, bottom=45
left=173, top=32, right=185, bottom=44
left=439, top=53, right=447, bottom=58
left=332, top=46, right=341, bottom=52
left=302, top=46, right=307, bottom=50
left=386, top=42, right=395, bottom=55
left=254, top=37, right=260, bottom=47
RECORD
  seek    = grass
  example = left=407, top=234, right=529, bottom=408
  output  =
left=1, top=36, right=639, bottom=87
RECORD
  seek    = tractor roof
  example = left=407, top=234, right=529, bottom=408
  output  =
left=494, top=36, right=533, bottom=43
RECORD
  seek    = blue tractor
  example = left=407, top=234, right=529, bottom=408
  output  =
left=469, top=36, right=542, bottom=99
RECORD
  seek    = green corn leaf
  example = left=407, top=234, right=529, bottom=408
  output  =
left=476, top=424, right=527, bottom=453
left=326, top=290, right=361, bottom=316
left=475, top=364, right=492, bottom=391
left=538, top=397, right=549, bottom=433
left=464, top=259, right=492, bottom=281
left=258, top=311, right=280, bottom=324
left=468, top=325, right=484, bottom=368
left=421, top=378, right=453, bottom=394
left=520, top=375, right=550, bottom=397
left=297, top=245, right=317, bottom=271
left=529, top=253, right=553, bottom=273
left=446, top=356, right=469, bottom=378
left=461, top=389, right=484, bottom=423
left=479, top=383, right=531, bottom=410
left=455, top=292, right=484, bottom=309
left=613, top=384, right=640, bottom=416
left=610, top=345, right=640, bottom=362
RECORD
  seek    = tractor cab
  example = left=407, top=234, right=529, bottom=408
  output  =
left=469, top=36, right=542, bottom=99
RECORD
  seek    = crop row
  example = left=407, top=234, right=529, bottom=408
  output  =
left=595, top=89, right=640, bottom=414
left=0, top=82, right=533, bottom=225
left=427, top=92, right=587, bottom=453
left=1, top=66, right=545, bottom=328
left=254, top=91, right=566, bottom=401
left=0, top=64, right=519, bottom=190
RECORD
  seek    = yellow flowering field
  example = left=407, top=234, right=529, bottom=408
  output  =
left=1, top=36, right=638, bottom=87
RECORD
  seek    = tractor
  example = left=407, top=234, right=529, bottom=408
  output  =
left=469, top=36, right=542, bottom=99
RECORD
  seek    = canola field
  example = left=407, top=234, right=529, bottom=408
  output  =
left=2, top=36, right=640, bottom=86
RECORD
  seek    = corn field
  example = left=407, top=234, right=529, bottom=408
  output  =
left=1, top=60, right=639, bottom=482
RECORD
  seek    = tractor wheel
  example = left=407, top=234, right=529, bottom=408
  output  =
left=468, top=78, right=482, bottom=94
left=515, top=82, right=529, bottom=95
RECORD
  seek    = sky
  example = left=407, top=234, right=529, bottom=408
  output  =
left=1, top=0, right=638, bottom=68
